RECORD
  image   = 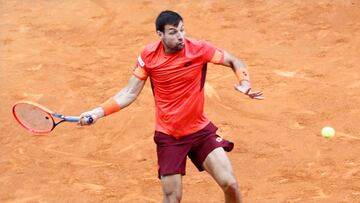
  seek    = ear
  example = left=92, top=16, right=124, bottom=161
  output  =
left=156, top=31, right=163, bottom=38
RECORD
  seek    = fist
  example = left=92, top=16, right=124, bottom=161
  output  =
left=78, top=107, right=104, bottom=126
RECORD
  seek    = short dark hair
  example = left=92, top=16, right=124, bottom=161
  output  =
left=155, top=10, right=183, bottom=32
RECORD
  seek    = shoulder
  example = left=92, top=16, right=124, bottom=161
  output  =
left=185, top=38, right=218, bottom=59
left=141, top=41, right=162, bottom=57
left=184, top=38, right=207, bottom=54
left=185, top=38, right=214, bottom=50
left=137, top=41, right=162, bottom=69
left=186, top=37, right=204, bottom=47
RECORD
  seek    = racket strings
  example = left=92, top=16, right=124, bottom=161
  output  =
left=13, top=103, right=54, bottom=133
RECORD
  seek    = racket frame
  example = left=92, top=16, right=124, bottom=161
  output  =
left=12, top=101, right=80, bottom=134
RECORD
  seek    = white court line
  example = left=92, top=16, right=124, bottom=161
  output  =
left=337, top=132, right=360, bottom=140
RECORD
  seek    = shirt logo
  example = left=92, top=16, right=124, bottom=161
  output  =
left=184, top=61, right=192, bottom=67
left=137, top=56, right=145, bottom=67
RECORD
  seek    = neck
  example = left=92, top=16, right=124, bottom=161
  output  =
left=163, top=46, right=179, bottom=54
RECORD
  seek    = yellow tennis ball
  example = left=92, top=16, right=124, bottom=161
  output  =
left=321, top=127, right=335, bottom=139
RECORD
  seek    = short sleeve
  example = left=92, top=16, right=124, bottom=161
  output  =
left=132, top=55, right=149, bottom=80
left=202, top=41, right=224, bottom=64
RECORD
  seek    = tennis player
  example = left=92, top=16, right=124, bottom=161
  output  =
left=80, top=10, right=263, bottom=203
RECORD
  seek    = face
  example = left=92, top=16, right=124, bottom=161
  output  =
left=158, top=21, right=185, bottom=53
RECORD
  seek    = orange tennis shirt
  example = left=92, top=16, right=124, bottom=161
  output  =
left=133, top=38, right=224, bottom=138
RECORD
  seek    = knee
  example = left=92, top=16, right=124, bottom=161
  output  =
left=224, top=181, right=239, bottom=193
left=220, top=179, right=240, bottom=193
left=161, top=174, right=182, bottom=203
left=163, top=189, right=182, bottom=203
left=223, top=181, right=242, bottom=203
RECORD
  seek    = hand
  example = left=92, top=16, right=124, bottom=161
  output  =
left=234, top=80, right=264, bottom=100
left=78, top=107, right=104, bottom=126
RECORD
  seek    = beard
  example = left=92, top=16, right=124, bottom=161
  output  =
left=164, top=40, right=185, bottom=53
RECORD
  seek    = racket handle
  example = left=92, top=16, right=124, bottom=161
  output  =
left=64, top=116, right=80, bottom=122
left=64, top=116, right=93, bottom=124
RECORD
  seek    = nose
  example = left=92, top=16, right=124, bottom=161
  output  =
left=177, top=32, right=184, bottom=41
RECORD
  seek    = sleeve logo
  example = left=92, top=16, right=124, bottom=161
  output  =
left=137, top=56, right=145, bottom=67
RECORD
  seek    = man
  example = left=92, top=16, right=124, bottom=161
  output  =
left=80, top=10, right=263, bottom=203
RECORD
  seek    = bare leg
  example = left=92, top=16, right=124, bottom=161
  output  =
left=161, top=174, right=182, bottom=203
left=203, top=147, right=242, bottom=203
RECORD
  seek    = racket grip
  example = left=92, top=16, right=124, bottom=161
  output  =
left=64, top=116, right=93, bottom=124
left=64, top=116, right=80, bottom=122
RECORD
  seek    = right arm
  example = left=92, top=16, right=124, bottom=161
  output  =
left=79, top=75, right=146, bottom=125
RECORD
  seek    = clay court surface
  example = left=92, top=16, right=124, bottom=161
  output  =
left=1, top=0, right=360, bottom=202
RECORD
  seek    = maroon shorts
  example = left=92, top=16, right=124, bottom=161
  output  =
left=153, top=122, right=234, bottom=178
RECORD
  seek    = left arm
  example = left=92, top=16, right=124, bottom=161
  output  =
left=216, top=50, right=264, bottom=100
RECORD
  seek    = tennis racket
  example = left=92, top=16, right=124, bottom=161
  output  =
left=12, top=101, right=93, bottom=134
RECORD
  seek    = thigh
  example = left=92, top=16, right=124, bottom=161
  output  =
left=189, top=132, right=234, bottom=172
left=202, top=147, right=237, bottom=187
left=154, top=131, right=192, bottom=178
left=157, top=145, right=189, bottom=178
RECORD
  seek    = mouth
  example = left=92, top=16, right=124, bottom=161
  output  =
left=177, top=42, right=185, bottom=47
